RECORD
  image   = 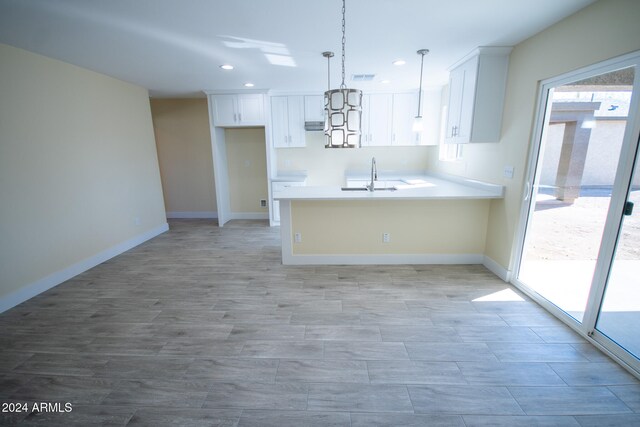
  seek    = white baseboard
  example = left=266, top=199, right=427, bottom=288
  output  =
left=166, top=211, right=217, bottom=219
left=228, top=212, right=269, bottom=220
left=282, top=253, right=484, bottom=266
left=0, top=222, right=169, bottom=314
left=483, top=255, right=511, bottom=282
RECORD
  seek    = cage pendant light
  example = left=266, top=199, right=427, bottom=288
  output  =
left=324, top=0, right=362, bottom=148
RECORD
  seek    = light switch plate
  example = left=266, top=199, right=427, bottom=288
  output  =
left=503, top=165, right=515, bottom=179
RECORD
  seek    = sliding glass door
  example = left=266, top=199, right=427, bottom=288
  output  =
left=595, top=144, right=640, bottom=361
left=515, top=51, right=640, bottom=373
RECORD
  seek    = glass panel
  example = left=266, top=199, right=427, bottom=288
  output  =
left=347, top=109, right=361, bottom=132
left=347, top=90, right=362, bottom=107
left=331, top=112, right=345, bottom=126
left=330, top=91, right=344, bottom=110
left=518, top=67, right=634, bottom=322
left=596, top=149, right=640, bottom=360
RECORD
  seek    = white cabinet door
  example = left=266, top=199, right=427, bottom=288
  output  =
left=444, top=47, right=510, bottom=144
left=445, top=65, right=465, bottom=143
left=456, top=56, right=479, bottom=143
left=368, top=93, right=393, bottom=146
left=287, top=96, right=305, bottom=147
left=237, top=94, right=265, bottom=124
left=392, top=93, right=421, bottom=146
left=271, top=96, right=306, bottom=148
left=212, top=95, right=238, bottom=126
left=304, top=95, right=325, bottom=122
left=211, top=94, right=265, bottom=127
left=271, top=96, right=289, bottom=148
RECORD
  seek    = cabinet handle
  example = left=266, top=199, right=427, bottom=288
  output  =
left=284, top=136, right=288, bottom=145
left=238, top=113, right=242, bottom=122
left=234, top=113, right=237, bottom=122
left=392, top=133, right=396, bottom=142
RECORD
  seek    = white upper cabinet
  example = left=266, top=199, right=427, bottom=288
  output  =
left=391, top=92, right=422, bottom=146
left=361, top=93, right=393, bottom=146
left=211, top=93, right=265, bottom=127
left=445, top=47, right=511, bottom=144
left=271, top=95, right=305, bottom=148
left=304, top=95, right=325, bottom=122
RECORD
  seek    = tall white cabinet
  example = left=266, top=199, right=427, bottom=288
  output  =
left=205, top=91, right=271, bottom=227
left=445, top=47, right=512, bottom=144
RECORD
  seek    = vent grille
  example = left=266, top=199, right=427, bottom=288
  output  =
left=351, top=74, right=375, bottom=82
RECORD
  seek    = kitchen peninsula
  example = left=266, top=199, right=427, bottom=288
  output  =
left=274, top=173, right=504, bottom=265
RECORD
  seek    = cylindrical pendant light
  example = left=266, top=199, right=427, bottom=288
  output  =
left=324, top=0, right=362, bottom=148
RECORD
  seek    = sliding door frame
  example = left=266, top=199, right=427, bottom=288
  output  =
left=511, top=50, right=640, bottom=377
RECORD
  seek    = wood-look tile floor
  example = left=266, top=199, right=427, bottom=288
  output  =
left=1, top=219, right=639, bottom=426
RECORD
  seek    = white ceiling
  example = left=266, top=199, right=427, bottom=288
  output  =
left=0, top=0, right=597, bottom=97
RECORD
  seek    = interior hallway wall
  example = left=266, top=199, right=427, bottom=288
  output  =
left=0, top=43, right=167, bottom=311
left=150, top=98, right=216, bottom=218
left=225, top=128, right=269, bottom=216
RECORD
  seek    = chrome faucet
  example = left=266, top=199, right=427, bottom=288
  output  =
left=367, top=157, right=377, bottom=192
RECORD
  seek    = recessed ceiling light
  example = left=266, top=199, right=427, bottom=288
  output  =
left=220, top=64, right=234, bottom=70
left=392, top=59, right=406, bottom=66
left=244, top=82, right=255, bottom=87
left=381, top=79, right=391, bottom=84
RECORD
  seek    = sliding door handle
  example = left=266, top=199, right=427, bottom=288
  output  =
left=624, top=201, right=634, bottom=216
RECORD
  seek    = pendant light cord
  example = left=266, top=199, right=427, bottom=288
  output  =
left=417, top=51, right=425, bottom=117
left=327, top=54, right=331, bottom=91
left=340, top=0, right=346, bottom=89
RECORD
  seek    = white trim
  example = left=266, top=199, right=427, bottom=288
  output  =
left=280, top=200, right=293, bottom=260
left=448, top=46, right=513, bottom=71
left=227, top=212, right=269, bottom=220
left=482, top=256, right=511, bottom=282
left=0, top=223, right=169, bottom=314
left=282, top=253, right=483, bottom=266
left=166, top=211, right=217, bottom=219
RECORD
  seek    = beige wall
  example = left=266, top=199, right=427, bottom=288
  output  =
left=150, top=98, right=216, bottom=215
left=291, top=200, right=490, bottom=255
left=427, top=0, right=640, bottom=270
left=225, top=128, right=269, bottom=214
left=0, top=43, right=166, bottom=302
left=278, top=132, right=431, bottom=186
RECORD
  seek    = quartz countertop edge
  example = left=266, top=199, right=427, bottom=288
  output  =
left=274, top=174, right=504, bottom=201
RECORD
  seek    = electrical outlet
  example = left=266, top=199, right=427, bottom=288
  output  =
left=294, top=232, right=302, bottom=243
left=382, top=232, right=390, bottom=243
left=260, top=199, right=267, bottom=207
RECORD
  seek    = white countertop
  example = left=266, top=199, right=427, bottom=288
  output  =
left=271, top=171, right=308, bottom=182
left=273, top=174, right=504, bottom=201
